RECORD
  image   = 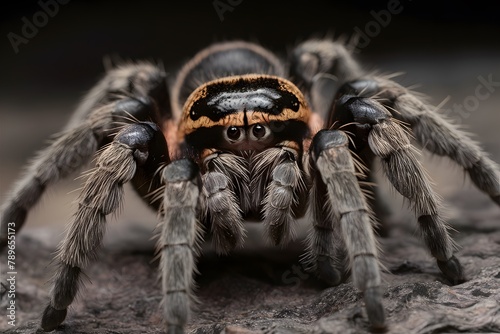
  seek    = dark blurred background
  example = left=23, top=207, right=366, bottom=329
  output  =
left=1, top=0, right=499, bottom=100
left=1, top=0, right=499, bottom=235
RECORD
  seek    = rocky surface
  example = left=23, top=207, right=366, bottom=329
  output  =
left=0, top=196, right=499, bottom=334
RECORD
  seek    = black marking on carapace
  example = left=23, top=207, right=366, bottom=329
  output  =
left=189, top=77, right=300, bottom=122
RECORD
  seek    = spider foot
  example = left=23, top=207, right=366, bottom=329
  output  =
left=491, top=194, right=500, bottom=206
left=41, top=305, right=67, bottom=332
left=167, top=325, right=184, bottom=334
left=316, top=255, right=344, bottom=286
left=437, top=255, right=466, bottom=285
left=0, top=205, right=27, bottom=249
left=364, top=286, right=386, bottom=330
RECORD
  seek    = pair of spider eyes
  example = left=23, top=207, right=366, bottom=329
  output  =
left=224, top=124, right=270, bottom=143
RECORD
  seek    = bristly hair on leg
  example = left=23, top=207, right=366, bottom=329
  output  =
left=251, top=147, right=307, bottom=245
left=208, top=153, right=251, bottom=215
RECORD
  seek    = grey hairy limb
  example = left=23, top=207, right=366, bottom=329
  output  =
left=312, top=130, right=385, bottom=328
left=41, top=138, right=138, bottom=331
left=260, top=147, right=306, bottom=246
left=376, top=78, right=500, bottom=206
left=303, top=161, right=347, bottom=287
left=158, top=159, right=202, bottom=331
left=0, top=107, right=112, bottom=249
left=368, top=118, right=465, bottom=283
left=200, top=153, right=246, bottom=254
left=0, top=62, right=169, bottom=249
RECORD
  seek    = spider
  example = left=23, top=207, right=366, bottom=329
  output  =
left=1, top=39, right=499, bottom=333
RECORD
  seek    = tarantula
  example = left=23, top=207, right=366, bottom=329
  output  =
left=1, top=39, right=499, bottom=333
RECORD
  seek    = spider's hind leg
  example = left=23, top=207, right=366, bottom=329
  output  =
left=0, top=63, right=169, bottom=249
left=289, top=39, right=394, bottom=229
left=368, top=78, right=500, bottom=206
left=332, top=92, right=465, bottom=284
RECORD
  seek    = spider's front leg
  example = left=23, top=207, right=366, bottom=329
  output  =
left=159, top=159, right=201, bottom=334
left=309, top=129, right=384, bottom=328
left=41, top=122, right=170, bottom=331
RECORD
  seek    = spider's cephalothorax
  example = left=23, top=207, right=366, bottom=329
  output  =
left=1, top=39, right=499, bottom=333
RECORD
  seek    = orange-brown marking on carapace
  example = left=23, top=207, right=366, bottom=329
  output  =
left=178, top=74, right=311, bottom=141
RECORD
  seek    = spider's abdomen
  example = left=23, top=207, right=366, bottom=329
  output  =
left=173, top=41, right=286, bottom=106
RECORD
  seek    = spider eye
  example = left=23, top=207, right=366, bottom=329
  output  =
left=224, top=126, right=245, bottom=143
left=250, top=124, right=271, bottom=141
left=252, top=124, right=266, bottom=139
